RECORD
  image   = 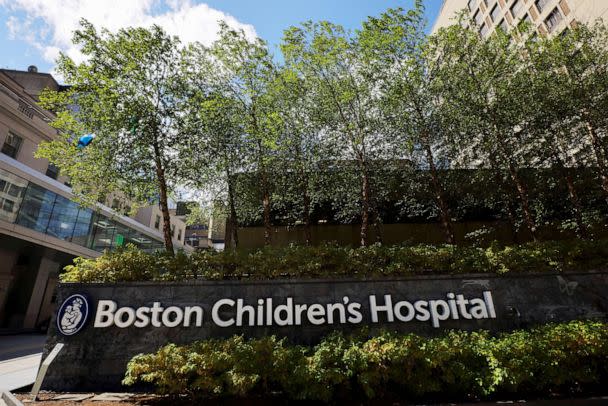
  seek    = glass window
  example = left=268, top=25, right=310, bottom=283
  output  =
left=2, top=198, right=14, bottom=213
left=490, top=4, right=501, bottom=21
left=535, top=0, right=550, bottom=13
left=498, top=18, right=508, bottom=32
left=479, top=23, right=489, bottom=37
left=1, top=133, right=23, bottom=159
left=0, top=168, right=27, bottom=223
left=46, top=163, right=59, bottom=179
left=171, top=224, right=175, bottom=237
left=89, top=214, right=116, bottom=251
left=177, top=229, right=182, bottom=241
left=71, top=207, right=93, bottom=246
left=545, top=7, right=563, bottom=32
left=474, top=9, right=484, bottom=25
left=46, top=195, right=79, bottom=241
left=510, top=0, right=524, bottom=18
left=16, top=183, right=56, bottom=233
left=154, top=215, right=160, bottom=229
left=129, top=231, right=152, bottom=250
left=468, top=0, right=477, bottom=12
left=113, top=223, right=134, bottom=248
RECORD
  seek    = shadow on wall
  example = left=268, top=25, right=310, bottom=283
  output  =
left=229, top=220, right=597, bottom=249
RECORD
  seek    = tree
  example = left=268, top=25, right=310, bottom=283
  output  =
left=535, top=23, right=608, bottom=206
left=205, top=23, right=280, bottom=246
left=268, top=67, right=324, bottom=245
left=518, top=29, right=589, bottom=237
left=359, top=3, right=456, bottom=244
left=37, top=20, right=190, bottom=254
left=282, top=21, right=390, bottom=246
left=433, top=22, right=539, bottom=240
left=181, top=85, right=246, bottom=249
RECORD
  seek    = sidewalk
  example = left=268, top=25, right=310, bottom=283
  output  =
left=0, top=334, right=46, bottom=391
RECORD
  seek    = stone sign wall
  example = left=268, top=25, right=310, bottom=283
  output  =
left=42, top=271, right=608, bottom=391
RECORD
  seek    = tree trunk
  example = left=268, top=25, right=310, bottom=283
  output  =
left=360, top=163, right=370, bottom=247
left=261, top=175, right=272, bottom=245
left=585, top=119, right=608, bottom=203
left=424, top=144, right=455, bottom=244
left=372, top=207, right=383, bottom=244
left=563, top=170, right=587, bottom=238
left=551, top=150, right=587, bottom=238
left=488, top=155, right=518, bottom=242
left=302, top=186, right=312, bottom=245
left=491, top=127, right=538, bottom=241
left=295, top=142, right=312, bottom=245
left=152, top=139, right=174, bottom=255
left=227, top=174, right=239, bottom=250
left=505, top=162, right=537, bottom=241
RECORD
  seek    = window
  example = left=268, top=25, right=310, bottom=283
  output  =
left=154, top=215, right=160, bottom=229
left=490, top=4, right=501, bottom=21
left=71, top=207, right=93, bottom=246
left=468, top=0, right=477, bottom=12
left=523, top=13, right=532, bottom=25
left=545, top=7, right=563, bottom=32
left=474, top=9, right=484, bottom=25
left=1, top=133, right=23, bottom=159
left=46, top=163, right=59, bottom=180
left=46, top=195, right=78, bottom=241
left=171, top=224, right=176, bottom=237
left=510, top=0, right=524, bottom=18
left=2, top=198, right=14, bottom=213
left=16, top=183, right=56, bottom=233
left=535, top=0, right=550, bottom=13
left=177, top=229, right=182, bottom=241
left=0, top=168, right=27, bottom=223
left=479, top=23, right=489, bottom=37
left=89, top=214, right=116, bottom=251
left=498, top=18, right=508, bottom=32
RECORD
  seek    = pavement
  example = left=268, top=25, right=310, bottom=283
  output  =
left=0, top=334, right=46, bottom=391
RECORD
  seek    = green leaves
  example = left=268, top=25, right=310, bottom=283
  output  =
left=60, top=238, right=608, bottom=282
left=36, top=19, right=193, bottom=253
left=37, top=12, right=608, bottom=251
left=123, top=320, right=608, bottom=401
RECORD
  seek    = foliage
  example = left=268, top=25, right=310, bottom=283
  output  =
left=60, top=238, right=608, bottom=282
left=36, top=20, right=191, bottom=254
left=123, top=320, right=608, bottom=402
left=35, top=10, right=608, bottom=251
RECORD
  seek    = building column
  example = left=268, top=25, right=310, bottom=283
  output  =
left=0, top=249, right=19, bottom=326
left=23, top=256, right=59, bottom=329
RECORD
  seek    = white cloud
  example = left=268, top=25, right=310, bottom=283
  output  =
left=2, top=0, right=257, bottom=66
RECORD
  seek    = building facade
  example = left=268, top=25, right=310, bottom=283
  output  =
left=432, top=0, right=608, bottom=36
left=0, top=67, right=182, bottom=331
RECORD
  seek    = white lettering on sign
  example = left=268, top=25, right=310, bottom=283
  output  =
left=91, top=292, right=497, bottom=330
left=93, top=300, right=204, bottom=328
left=369, top=291, right=496, bottom=327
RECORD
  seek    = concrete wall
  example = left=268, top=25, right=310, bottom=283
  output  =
left=42, top=270, right=608, bottom=391
left=431, top=0, right=606, bottom=36
left=231, top=220, right=576, bottom=249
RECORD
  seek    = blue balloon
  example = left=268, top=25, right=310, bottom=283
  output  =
left=77, top=134, right=95, bottom=149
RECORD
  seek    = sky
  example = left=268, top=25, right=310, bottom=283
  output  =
left=0, top=0, right=443, bottom=79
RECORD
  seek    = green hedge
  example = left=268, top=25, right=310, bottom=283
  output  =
left=61, top=239, right=608, bottom=282
left=122, top=320, right=608, bottom=402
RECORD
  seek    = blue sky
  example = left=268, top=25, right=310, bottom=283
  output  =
left=0, top=0, right=442, bottom=75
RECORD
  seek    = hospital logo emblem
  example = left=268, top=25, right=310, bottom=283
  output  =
left=57, top=294, right=89, bottom=336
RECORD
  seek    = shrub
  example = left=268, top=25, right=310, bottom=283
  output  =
left=123, top=320, right=608, bottom=402
left=61, top=239, right=608, bottom=283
